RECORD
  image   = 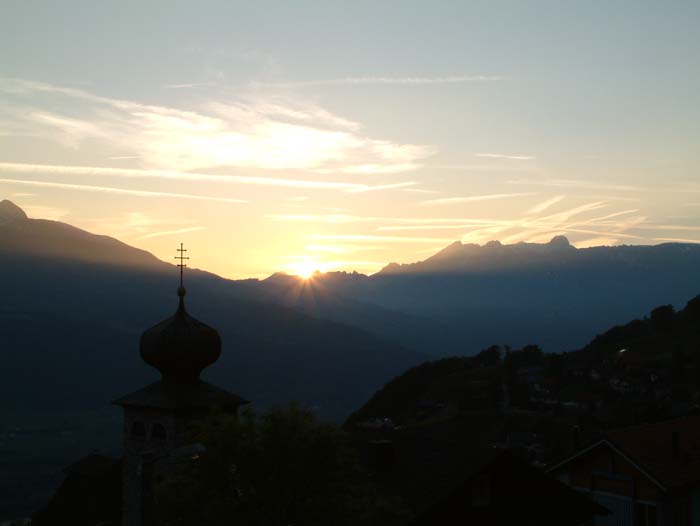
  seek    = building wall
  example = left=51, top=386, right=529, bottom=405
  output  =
left=553, top=443, right=669, bottom=526
left=121, top=407, right=196, bottom=526
left=565, top=443, right=663, bottom=503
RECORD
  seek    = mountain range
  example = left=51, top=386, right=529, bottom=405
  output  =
left=0, top=200, right=422, bottom=421
left=242, top=235, right=700, bottom=355
left=3, top=198, right=700, bottom=421
left=3, top=197, right=700, bottom=519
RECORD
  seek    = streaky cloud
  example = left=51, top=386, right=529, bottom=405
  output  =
left=421, top=192, right=536, bottom=206
left=525, top=195, right=566, bottom=215
left=252, top=75, right=504, bottom=88
left=310, top=234, right=456, bottom=244
left=0, top=178, right=247, bottom=204
left=0, top=162, right=413, bottom=193
left=508, top=177, right=643, bottom=193
left=475, top=153, right=535, bottom=160
left=401, top=188, right=440, bottom=194
left=137, top=226, right=207, bottom=239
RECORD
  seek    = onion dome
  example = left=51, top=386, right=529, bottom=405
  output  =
left=140, top=285, right=221, bottom=384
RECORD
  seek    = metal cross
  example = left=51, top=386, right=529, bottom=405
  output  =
left=175, top=243, right=189, bottom=287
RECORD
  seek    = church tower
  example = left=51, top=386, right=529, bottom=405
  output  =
left=113, top=244, right=247, bottom=526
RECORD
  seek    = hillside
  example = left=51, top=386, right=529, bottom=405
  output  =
left=346, top=294, right=700, bottom=432
left=342, top=294, right=700, bottom=516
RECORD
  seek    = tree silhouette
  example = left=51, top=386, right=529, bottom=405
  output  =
left=154, top=404, right=409, bottom=526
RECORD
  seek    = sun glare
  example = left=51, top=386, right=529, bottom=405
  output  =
left=288, top=259, right=325, bottom=279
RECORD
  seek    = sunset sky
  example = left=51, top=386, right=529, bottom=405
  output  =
left=1, top=1, right=699, bottom=278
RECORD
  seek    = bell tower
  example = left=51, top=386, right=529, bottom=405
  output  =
left=113, top=244, right=247, bottom=526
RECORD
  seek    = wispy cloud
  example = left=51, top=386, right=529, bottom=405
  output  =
left=0, top=78, right=434, bottom=175
left=310, top=234, right=456, bottom=244
left=535, top=201, right=607, bottom=224
left=421, top=192, right=536, bottom=206
left=401, top=188, right=440, bottom=194
left=163, top=83, right=214, bottom=89
left=305, top=244, right=383, bottom=254
left=475, top=153, right=535, bottom=160
left=508, top=178, right=642, bottom=193
left=347, top=181, right=417, bottom=193
left=378, top=224, right=478, bottom=231
left=269, top=214, right=502, bottom=226
left=0, top=162, right=416, bottom=193
left=367, top=200, right=650, bottom=246
left=253, top=75, right=503, bottom=88
left=525, top=195, right=565, bottom=215
left=0, top=178, right=247, bottom=204
left=267, top=214, right=374, bottom=224
left=137, top=226, right=207, bottom=239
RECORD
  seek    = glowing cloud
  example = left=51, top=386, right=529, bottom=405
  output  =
left=0, top=78, right=434, bottom=175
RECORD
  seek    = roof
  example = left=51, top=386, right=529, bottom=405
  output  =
left=548, top=415, right=700, bottom=491
left=417, top=450, right=608, bottom=526
left=112, top=380, right=248, bottom=411
left=140, top=287, right=222, bottom=383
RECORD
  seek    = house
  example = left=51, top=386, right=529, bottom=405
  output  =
left=548, top=415, right=700, bottom=526
left=415, top=450, right=608, bottom=525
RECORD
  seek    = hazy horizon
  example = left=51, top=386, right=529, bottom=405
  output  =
left=6, top=197, right=700, bottom=281
left=2, top=2, right=699, bottom=279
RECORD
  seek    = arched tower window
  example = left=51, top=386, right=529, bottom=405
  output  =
left=131, top=421, right=146, bottom=439
left=151, top=423, right=167, bottom=441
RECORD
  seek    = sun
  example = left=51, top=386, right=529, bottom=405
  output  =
left=288, top=260, right=323, bottom=279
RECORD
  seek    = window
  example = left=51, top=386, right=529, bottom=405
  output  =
left=151, top=423, right=167, bottom=441
left=131, top=421, right=146, bottom=439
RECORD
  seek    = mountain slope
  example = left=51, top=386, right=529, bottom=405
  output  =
left=287, top=237, right=700, bottom=354
left=0, top=199, right=161, bottom=269
left=236, top=272, right=457, bottom=353
left=0, top=201, right=424, bottom=420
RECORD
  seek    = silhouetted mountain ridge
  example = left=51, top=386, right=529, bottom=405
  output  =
left=379, top=235, right=595, bottom=275
left=0, top=200, right=161, bottom=269
left=0, top=199, right=28, bottom=223
left=0, top=201, right=423, bottom=421
left=264, top=237, right=700, bottom=353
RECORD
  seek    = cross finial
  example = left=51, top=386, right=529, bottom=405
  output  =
left=175, top=242, right=189, bottom=288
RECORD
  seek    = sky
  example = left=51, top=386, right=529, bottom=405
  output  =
left=1, top=1, right=699, bottom=279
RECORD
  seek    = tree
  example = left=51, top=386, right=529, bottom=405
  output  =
left=475, top=345, right=502, bottom=367
left=650, top=305, right=675, bottom=333
left=154, top=404, right=409, bottom=526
